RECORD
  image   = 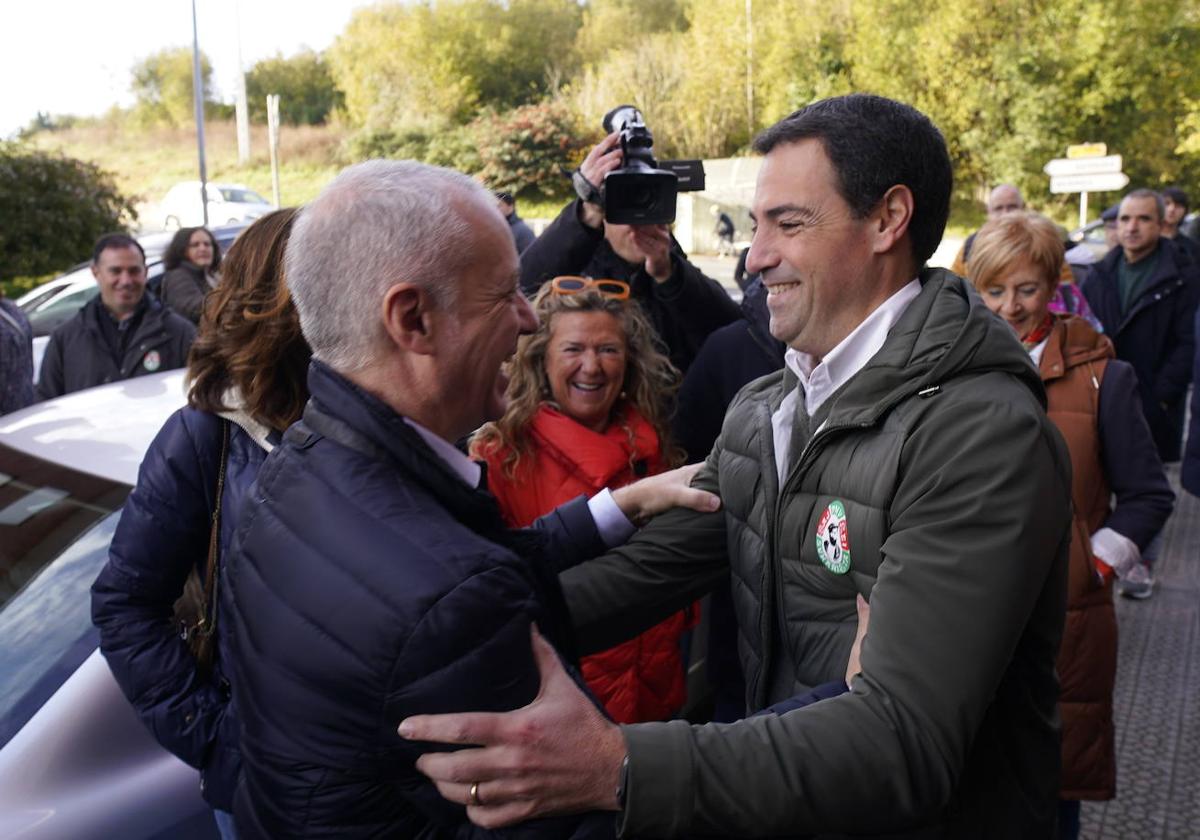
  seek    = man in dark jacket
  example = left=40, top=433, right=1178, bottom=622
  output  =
left=497, top=191, right=537, bottom=254
left=36, top=233, right=195, bottom=400
left=1082, top=189, right=1200, bottom=463
left=222, top=160, right=714, bottom=838
left=405, top=95, right=1074, bottom=839
left=0, top=292, right=34, bottom=415
left=518, top=134, right=741, bottom=373
left=1162, top=186, right=1200, bottom=265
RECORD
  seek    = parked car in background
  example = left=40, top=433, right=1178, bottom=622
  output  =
left=160, top=182, right=273, bottom=230
left=0, top=371, right=215, bottom=839
left=15, top=225, right=245, bottom=382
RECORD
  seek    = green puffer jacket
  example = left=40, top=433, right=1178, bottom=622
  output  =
left=562, top=270, right=1073, bottom=838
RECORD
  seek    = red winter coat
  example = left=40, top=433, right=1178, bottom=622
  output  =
left=477, top=403, right=692, bottom=723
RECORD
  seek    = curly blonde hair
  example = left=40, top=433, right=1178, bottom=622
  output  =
left=471, top=286, right=683, bottom=477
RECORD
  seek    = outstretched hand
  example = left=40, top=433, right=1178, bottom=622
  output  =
left=610, top=462, right=720, bottom=526
left=577, top=132, right=623, bottom=229
left=399, top=625, right=626, bottom=829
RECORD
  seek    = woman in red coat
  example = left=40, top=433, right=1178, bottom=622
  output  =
left=472, top=278, right=691, bottom=724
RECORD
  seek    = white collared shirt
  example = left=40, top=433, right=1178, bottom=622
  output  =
left=772, top=279, right=923, bottom=482
left=403, top=418, right=635, bottom=547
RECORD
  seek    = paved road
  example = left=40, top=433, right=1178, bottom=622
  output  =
left=1082, top=465, right=1200, bottom=839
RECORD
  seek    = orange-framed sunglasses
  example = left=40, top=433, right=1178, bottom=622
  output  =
left=549, top=275, right=631, bottom=301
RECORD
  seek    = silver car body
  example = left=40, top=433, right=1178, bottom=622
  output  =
left=0, top=372, right=216, bottom=839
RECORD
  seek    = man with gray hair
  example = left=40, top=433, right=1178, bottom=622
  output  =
left=221, top=159, right=715, bottom=837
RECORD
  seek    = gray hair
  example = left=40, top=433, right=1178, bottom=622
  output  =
left=286, top=159, right=492, bottom=372
left=1122, top=188, right=1166, bottom=221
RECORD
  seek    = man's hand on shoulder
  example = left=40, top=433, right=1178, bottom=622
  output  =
left=611, top=462, right=721, bottom=526
left=399, top=625, right=626, bottom=828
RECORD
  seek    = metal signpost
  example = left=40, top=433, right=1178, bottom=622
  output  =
left=191, top=0, right=209, bottom=226
left=1044, top=145, right=1127, bottom=228
left=267, top=95, right=282, bottom=209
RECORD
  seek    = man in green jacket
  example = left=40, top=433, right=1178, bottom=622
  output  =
left=401, top=94, right=1073, bottom=838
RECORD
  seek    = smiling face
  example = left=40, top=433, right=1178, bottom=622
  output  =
left=186, top=229, right=215, bottom=269
left=745, top=139, right=882, bottom=358
left=92, top=245, right=147, bottom=320
left=977, top=257, right=1055, bottom=341
left=438, top=206, right=537, bottom=438
left=544, top=311, right=628, bottom=432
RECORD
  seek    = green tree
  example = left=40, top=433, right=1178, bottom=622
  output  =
left=130, top=47, right=214, bottom=128
left=245, top=50, right=344, bottom=125
left=329, top=0, right=582, bottom=129
left=0, top=144, right=136, bottom=282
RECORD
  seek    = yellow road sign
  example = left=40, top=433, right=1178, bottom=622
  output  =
left=1066, top=143, right=1108, bottom=159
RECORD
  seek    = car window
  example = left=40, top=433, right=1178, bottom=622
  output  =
left=26, top=286, right=100, bottom=336
left=218, top=188, right=266, bottom=204
left=0, top=442, right=131, bottom=747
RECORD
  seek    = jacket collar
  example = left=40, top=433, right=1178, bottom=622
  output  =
left=1038, top=315, right=1113, bottom=384
left=301, top=360, right=504, bottom=528
left=813, top=269, right=1045, bottom=429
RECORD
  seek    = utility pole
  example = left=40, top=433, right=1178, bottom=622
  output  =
left=745, top=0, right=754, bottom=135
left=191, top=0, right=209, bottom=226
left=234, top=0, right=250, bottom=164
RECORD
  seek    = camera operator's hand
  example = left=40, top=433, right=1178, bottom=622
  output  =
left=631, top=224, right=673, bottom=283
left=577, top=132, right=623, bottom=230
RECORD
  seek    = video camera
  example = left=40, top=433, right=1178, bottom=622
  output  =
left=600, top=105, right=704, bottom=225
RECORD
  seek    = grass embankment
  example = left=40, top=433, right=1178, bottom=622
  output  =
left=31, top=119, right=348, bottom=223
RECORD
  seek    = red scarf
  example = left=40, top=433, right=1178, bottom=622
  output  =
left=1020, top=313, right=1054, bottom=350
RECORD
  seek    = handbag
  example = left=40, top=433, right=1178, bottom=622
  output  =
left=173, top=418, right=231, bottom=676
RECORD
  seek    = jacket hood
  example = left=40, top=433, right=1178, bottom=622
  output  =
left=824, top=268, right=1045, bottom=427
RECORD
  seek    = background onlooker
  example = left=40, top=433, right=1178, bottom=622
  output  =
left=1082, top=189, right=1200, bottom=466
left=0, top=290, right=34, bottom=415
left=36, top=233, right=195, bottom=401
left=160, top=226, right=223, bottom=324
left=1161, top=187, right=1200, bottom=265
left=91, top=209, right=305, bottom=840
left=968, top=210, right=1173, bottom=839
left=518, top=132, right=741, bottom=374
left=495, top=191, right=536, bottom=254
left=472, top=282, right=694, bottom=724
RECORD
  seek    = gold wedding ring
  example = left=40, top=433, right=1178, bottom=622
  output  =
left=469, top=781, right=482, bottom=806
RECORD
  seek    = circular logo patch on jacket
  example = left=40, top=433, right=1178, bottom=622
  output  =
left=815, top=500, right=851, bottom=574
left=142, top=350, right=162, bottom=372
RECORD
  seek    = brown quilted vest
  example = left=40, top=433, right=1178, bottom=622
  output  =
left=1039, top=314, right=1118, bottom=801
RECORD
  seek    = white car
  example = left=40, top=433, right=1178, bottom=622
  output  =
left=0, top=372, right=217, bottom=839
left=160, top=182, right=273, bottom=230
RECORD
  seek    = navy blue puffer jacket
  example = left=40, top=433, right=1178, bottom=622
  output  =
left=92, top=406, right=272, bottom=810
left=224, top=361, right=616, bottom=838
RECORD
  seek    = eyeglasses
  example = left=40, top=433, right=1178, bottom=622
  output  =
left=549, top=275, right=631, bottom=300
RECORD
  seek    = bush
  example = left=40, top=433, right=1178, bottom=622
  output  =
left=342, top=123, right=483, bottom=175
left=245, top=50, right=343, bottom=126
left=0, top=144, right=137, bottom=282
left=471, top=101, right=590, bottom=198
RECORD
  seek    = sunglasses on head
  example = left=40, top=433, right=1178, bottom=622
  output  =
left=549, top=275, right=631, bottom=300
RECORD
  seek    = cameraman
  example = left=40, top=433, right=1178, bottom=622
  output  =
left=519, top=132, right=741, bottom=373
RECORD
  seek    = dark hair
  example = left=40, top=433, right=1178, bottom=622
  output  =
left=1123, top=188, right=1166, bottom=221
left=164, top=226, right=222, bottom=271
left=1162, top=186, right=1189, bottom=213
left=752, top=94, right=952, bottom=268
left=187, top=209, right=310, bottom=432
left=92, top=233, right=145, bottom=264
left=494, top=191, right=515, bottom=206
